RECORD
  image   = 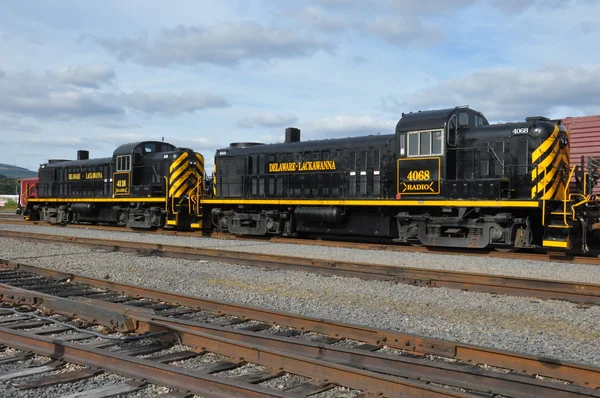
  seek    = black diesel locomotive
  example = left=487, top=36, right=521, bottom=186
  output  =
left=204, top=107, right=600, bottom=252
left=26, top=141, right=204, bottom=229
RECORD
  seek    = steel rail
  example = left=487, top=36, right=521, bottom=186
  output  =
left=1, top=229, right=600, bottom=305
left=1, top=285, right=597, bottom=398
left=0, top=326, right=292, bottom=398
left=3, top=219, right=600, bottom=266
left=1, top=258, right=599, bottom=390
left=0, top=295, right=473, bottom=397
left=4, top=217, right=600, bottom=265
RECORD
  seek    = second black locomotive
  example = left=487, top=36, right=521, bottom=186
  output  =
left=203, top=106, right=599, bottom=252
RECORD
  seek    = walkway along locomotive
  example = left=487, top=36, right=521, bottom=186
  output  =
left=25, top=141, right=204, bottom=229
left=203, top=107, right=600, bottom=252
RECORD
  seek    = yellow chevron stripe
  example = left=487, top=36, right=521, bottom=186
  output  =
left=170, top=168, right=193, bottom=192
left=169, top=152, right=189, bottom=172
left=532, top=139, right=560, bottom=181
left=531, top=152, right=568, bottom=198
left=169, top=161, right=190, bottom=185
left=213, top=163, right=217, bottom=196
left=542, top=174, right=563, bottom=200
left=195, top=153, right=205, bottom=167
left=173, top=181, right=191, bottom=198
left=169, top=170, right=193, bottom=196
left=532, top=125, right=559, bottom=162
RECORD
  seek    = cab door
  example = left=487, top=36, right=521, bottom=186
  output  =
left=113, top=155, right=131, bottom=197
left=397, top=129, right=443, bottom=198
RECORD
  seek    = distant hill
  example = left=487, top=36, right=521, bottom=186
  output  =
left=0, top=164, right=37, bottom=179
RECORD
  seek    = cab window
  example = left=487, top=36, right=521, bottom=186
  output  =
left=116, top=155, right=131, bottom=171
left=408, top=134, right=419, bottom=156
left=407, top=130, right=443, bottom=157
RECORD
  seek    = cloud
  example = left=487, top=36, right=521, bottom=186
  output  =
left=312, top=0, right=477, bottom=14
left=237, top=113, right=298, bottom=128
left=380, top=95, right=404, bottom=114
left=24, top=136, right=102, bottom=150
left=88, top=22, right=334, bottom=67
left=281, top=3, right=448, bottom=48
left=4, top=91, right=125, bottom=119
left=347, top=55, right=368, bottom=66
left=98, top=120, right=141, bottom=130
left=125, top=92, right=229, bottom=115
left=305, top=115, right=395, bottom=138
left=406, top=64, right=600, bottom=120
left=490, top=0, right=592, bottom=14
left=170, top=137, right=221, bottom=150
left=0, top=66, right=230, bottom=121
left=581, top=21, right=600, bottom=33
left=0, top=116, right=41, bottom=133
left=47, top=64, right=116, bottom=88
left=363, top=17, right=444, bottom=46
left=281, top=6, right=348, bottom=32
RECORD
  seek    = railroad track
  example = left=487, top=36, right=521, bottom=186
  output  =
left=0, top=302, right=366, bottom=397
left=1, top=229, right=600, bottom=305
left=2, top=217, right=600, bottom=266
left=0, top=213, right=21, bottom=221
left=0, top=259, right=599, bottom=397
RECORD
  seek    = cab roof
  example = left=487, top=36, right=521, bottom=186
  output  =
left=112, top=141, right=176, bottom=157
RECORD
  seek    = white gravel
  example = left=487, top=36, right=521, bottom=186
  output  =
left=2, top=223, right=600, bottom=283
left=0, top=236, right=599, bottom=370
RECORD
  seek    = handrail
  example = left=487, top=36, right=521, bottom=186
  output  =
left=171, top=195, right=178, bottom=215
left=542, top=167, right=547, bottom=226
left=163, top=176, right=169, bottom=212
left=570, top=193, right=591, bottom=220
left=563, top=165, right=579, bottom=227
left=194, top=179, right=202, bottom=215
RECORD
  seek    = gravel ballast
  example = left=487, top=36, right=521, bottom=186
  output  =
left=0, top=236, right=599, bottom=369
left=2, top=223, right=600, bottom=283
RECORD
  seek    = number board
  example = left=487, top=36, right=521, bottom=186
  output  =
left=397, top=157, right=441, bottom=195
left=113, top=172, right=130, bottom=196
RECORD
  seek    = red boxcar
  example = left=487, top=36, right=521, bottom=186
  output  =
left=19, top=177, right=38, bottom=208
left=563, top=115, right=600, bottom=193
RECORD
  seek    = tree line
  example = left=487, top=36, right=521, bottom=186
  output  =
left=0, top=175, right=19, bottom=195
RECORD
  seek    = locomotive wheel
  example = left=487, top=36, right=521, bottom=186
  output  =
left=494, top=247, right=516, bottom=253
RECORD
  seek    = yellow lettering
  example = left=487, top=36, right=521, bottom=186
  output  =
left=269, top=161, right=336, bottom=173
left=402, top=181, right=436, bottom=193
left=85, top=172, right=103, bottom=179
left=269, top=160, right=336, bottom=173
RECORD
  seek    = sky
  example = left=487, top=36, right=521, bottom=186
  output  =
left=1, top=0, right=600, bottom=173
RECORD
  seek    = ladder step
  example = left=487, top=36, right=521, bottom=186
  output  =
left=547, top=224, right=570, bottom=229
left=543, top=239, right=570, bottom=249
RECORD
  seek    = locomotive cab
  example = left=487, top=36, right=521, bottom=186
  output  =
left=394, top=107, right=488, bottom=200
left=112, top=141, right=178, bottom=197
left=112, top=141, right=205, bottom=229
